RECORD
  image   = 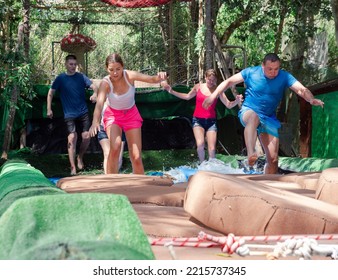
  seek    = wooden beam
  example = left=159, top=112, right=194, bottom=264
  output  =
left=299, top=98, right=312, bottom=158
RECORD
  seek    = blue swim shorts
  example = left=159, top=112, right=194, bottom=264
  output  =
left=238, top=106, right=281, bottom=138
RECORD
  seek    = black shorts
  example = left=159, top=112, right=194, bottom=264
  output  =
left=64, top=113, right=91, bottom=134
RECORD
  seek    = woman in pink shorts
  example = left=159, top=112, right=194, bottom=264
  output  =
left=89, top=53, right=167, bottom=174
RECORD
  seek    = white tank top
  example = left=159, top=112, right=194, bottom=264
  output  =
left=103, top=70, right=135, bottom=110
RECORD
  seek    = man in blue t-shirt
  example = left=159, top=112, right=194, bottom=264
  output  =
left=203, top=53, right=324, bottom=174
left=47, top=54, right=98, bottom=175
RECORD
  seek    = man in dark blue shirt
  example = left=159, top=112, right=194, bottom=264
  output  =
left=47, top=54, right=97, bottom=175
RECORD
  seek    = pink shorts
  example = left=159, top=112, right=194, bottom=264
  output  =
left=103, top=105, right=143, bottom=131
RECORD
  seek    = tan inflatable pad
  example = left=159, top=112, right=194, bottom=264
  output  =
left=316, top=168, right=338, bottom=205
left=184, top=171, right=338, bottom=236
left=57, top=174, right=185, bottom=207
left=238, top=172, right=320, bottom=190
left=132, top=204, right=222, bottom=237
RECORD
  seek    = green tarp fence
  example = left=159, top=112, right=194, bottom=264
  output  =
left=25, top=84, right=241, bottom=120
left=218, top=154, right=338, bottom=173
left=0, top=85, right=240, bottom=147
left=311, top=91, right=338, bottom=158
left=1, top=85, right=337, bottom=159
left=0, top=160, right=154, bottom=260
left=278, top=156, right=338, bottom=173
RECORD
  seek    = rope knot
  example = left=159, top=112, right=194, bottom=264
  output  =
left=198, top=231, right=207, bottom=241
left=221, top=233, right=238, bottom=254
left=198, top=231, right=249, bottom=256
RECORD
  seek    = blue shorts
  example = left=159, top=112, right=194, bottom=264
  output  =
left=64, top=113, right=90, bottom=134
left=97, top=124, right=108, bottom=142
left=192, top=117, right=217, bottom=132
left=238, top=106, right=280, bottom=138
left=97, top=124, right=127, bottom=142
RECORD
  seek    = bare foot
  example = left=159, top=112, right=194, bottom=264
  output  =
left=70, top=166, right=76, bottom=175
left=248, top=152, right=258, bottom=166
left=77, top=156, right=84, bottom=170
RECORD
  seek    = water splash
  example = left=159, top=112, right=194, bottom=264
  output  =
left=164, top=158, right=246, bottom=184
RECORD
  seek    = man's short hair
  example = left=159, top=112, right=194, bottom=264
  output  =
left=65, top=54, right=77, bottom=61
left=263, top=53, right=280, bottom=64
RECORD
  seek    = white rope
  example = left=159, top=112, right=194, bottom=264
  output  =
left=199, top=232, right=338, bottom=260
left=164, top=241, right=178, bottom=260
left=151, top=233, right=338, bottom=260
left=269, top=238, right=338, bottom=260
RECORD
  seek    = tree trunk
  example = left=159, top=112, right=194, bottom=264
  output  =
left=332, top=0, right=338, bottom=46
left=168, top=1, right=176, bottom=84
left=274, top=4, right=288, bottom=54
left=1, top=1, right=29, bottom=159
left=189, top=0, right=199, bottom=27
left=1, top=86, right=18, bottom=160
left=299, top=98, right=312, bottom=157
left=282, top=3, right=316, bottom=158
left=205, top=0, right=213, bottom=70
left=198, top=0, right=204, bottom=81
left=23, top=0, right=30, bottom=59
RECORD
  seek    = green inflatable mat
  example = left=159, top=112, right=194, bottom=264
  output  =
left=0, top=160, right=64, bottom=217
left=0, top=193, right=154, bottom=260
left=0, top=160, right=154, bottom=260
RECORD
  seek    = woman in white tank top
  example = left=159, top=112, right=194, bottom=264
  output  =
left=89, top=53, right=167, bottom=174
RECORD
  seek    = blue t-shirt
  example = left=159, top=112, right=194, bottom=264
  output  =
left=240, top=66, right=297, bottom=116
left=52, top=72, right=92, bottom=119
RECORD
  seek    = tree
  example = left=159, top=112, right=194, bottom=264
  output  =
left=332, top=0, right=338, bottom=45
left=1, top=0, right=32, bottom=159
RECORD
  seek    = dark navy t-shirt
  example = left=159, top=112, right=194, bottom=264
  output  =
left=52, top=72, right=92, bottom=119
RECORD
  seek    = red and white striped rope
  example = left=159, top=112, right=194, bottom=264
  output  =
left=149, top=231, right=338, bottom=248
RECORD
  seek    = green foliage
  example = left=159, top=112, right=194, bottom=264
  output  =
left=26, top=1, right=199, bottom=85
left=214, top=1, right=280, bottom=65
left=0, top=62, right=36, bottom=109
left=28, top=5, right=173, bottom=82
left=2, top=1, right=338, bottom=86
left=212, top=0, right=338, bottom=78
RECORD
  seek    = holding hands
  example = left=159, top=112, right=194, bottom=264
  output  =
left=161, top=80, right=172, bottom=93
left=157, top=72, right=168, bottom=83
left=235, top=93, right=244, bottom=104
left=219, top=92, right=243, bottom=109
left=90, top=92, right=97, bottom=103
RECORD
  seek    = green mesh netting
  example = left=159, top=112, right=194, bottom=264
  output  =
left=0, top=160, right=154, bottom=260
